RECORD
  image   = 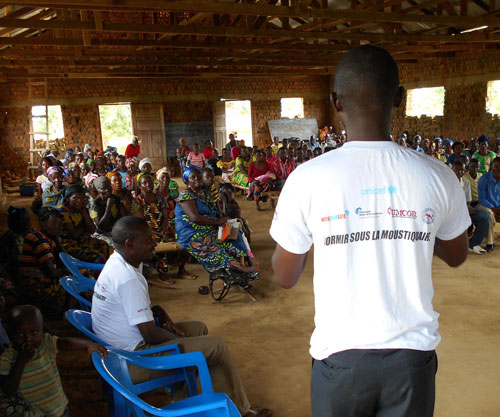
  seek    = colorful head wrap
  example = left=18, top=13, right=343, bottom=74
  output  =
left=106, top=169, right=121, bottom=180
left=46, top=166, right=61, bottom=178
left=156, top=167, right=170, bottom=180
left=125, top=158, right=138, bottom=168
left=137, top=172, right=154, bottom=187
left=65, top=150, right=73, bottom=158
left=86, top=158, right=95, bottom=165
left=132, top=136, right=139, bottom=143
left=68, top=162, right=77, bottom=170
left=139, top=157, right=152, bottom=171
left=85, top=173, right=99, bottom=187
left=478, top=135, right=489, bottom=144
left=182, top=166, right=201, bottom=184
left=443, top=139, right=453, bottom=145
left=84, top=144, right=92, bottom=152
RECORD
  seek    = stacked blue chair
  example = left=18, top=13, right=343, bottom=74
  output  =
left=59, top=276, right=96, bottom=311
left=66, top=309, right=198, bottom=416
left=59, top=252, right=104, bottom=280
left=92, top=349, right=241, bottom=417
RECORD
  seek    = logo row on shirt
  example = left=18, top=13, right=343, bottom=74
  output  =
left=321, top=207, right=436, bottom=224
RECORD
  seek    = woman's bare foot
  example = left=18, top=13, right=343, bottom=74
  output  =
left=256, top=201, right=263, bottom=211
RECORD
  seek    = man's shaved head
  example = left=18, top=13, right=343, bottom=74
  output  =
left=334, top=45, right=400, bottom=112
left=112, top=216, right=149, bottom=246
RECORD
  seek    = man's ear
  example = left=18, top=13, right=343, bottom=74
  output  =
left=394, top=86, right=405, bottom=108
left=124, top=237, right=134, bottom=252
left=331, top=92, right=343, bottom=113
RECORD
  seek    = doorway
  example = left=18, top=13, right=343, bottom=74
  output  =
left=98, top=104, right=133, bottom=155
left=225, top=100, right=253, bottom=147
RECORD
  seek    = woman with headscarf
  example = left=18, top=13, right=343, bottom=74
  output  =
left=18, top=206, right=69, bottom=317
left=35, top=157, right=53, bottom=199
left=138, top=157, right=153, bottom=174
left=42, top=167, right=66, bottom=207
left=230, top=147, right=251, bottom=189
left=473, top=135, right=497, bottom=174
left=106, top=169, right=133, bottom=214
left=155, top=167, right=179, bottom=200
left=89, top=176, right=126, bottom=246
left=175, top=166, right=257, bottom=274
left=131, top=173, right=175, bottom=285
left=57, top=184, right=109, bottom=263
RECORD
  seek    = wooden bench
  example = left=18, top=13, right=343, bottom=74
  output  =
left=155, top=241, right=183, bottom=254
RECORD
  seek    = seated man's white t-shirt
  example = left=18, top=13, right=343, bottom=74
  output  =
left=270, top=140, right=471, bottom=360
left=92, top=251, right=154, bottom=351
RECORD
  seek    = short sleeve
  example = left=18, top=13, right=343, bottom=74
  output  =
left=0, top=348, right=15, bottom=375
left=46, top=333, right=58, bottom=359
left=187, top=153, right=193, bottom=161
left=436, top=172, right=472, bottom=240
left=269, top=170, right=313, bottom=254
left=117, top=279, right=154, bottom=326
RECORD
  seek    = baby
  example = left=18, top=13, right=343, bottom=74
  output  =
left=0, top=305, right=107, bottom=417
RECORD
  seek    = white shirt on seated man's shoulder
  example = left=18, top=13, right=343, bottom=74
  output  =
left=91, top=251, right=154, bottom=351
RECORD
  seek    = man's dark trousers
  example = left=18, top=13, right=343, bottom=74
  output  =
left=311, top=348, right=437, bottom=417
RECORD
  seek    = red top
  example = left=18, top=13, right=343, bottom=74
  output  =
left=203, top=147, right=213, bottom=159
left=231, top=147, right=240, bottom=160
left=124, top=143, right=140, bottom=159
left=248, top=161, right=271, bottom=182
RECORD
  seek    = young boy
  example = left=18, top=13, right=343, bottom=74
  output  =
left=0, top=305, right=107, bottom=417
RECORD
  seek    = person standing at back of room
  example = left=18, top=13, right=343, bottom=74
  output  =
left=270, top=45, right=470, bottom=417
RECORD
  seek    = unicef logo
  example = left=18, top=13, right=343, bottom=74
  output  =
left=422, top=208, right=436, bottom=224
left=388, top=186, right=397, bottom=194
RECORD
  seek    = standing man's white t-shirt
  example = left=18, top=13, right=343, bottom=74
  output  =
left=92, top=251, right=154, bottom=351
left=270, top=141, right=471, bottom=360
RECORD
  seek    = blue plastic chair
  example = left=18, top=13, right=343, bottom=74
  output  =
left=60, top=276, right=96, bottom=311
left=59, top=252, right=105, bottom=281
left=92, top=349, right=241, bottom=417
left=66, top=310, right=198, bottom=416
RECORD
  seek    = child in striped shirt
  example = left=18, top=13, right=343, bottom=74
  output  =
left=0, top=305, right=107, bottom=417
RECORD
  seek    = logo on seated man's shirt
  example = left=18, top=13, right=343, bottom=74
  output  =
left=422, top=208, right=436, bottom=224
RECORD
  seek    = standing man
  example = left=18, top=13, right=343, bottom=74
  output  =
left=124, top=136, right=141, bottom=159
left=270, top=45, right=470, bottom=417
left=226, top=133, right=237, bottom=151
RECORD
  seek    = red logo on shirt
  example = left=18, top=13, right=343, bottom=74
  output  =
left=387, top=207, right=417, bottom=219
left=137, top=307, right=149, bottom=313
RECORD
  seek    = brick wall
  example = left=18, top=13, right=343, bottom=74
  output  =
left=0, top=106, right=31, bottom=176
left=392, top=50, right=500, bottom=141
left=61, top=105, right=102, bottom=150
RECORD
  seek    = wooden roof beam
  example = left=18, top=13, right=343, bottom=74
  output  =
left=4, top=0, right=500, bottom=26
left=0, top=17, right=498, bottom=42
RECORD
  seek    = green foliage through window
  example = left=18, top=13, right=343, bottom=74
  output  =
left=99, top=104, right=133, bottom=154
left=486, top=80, right=500, bottom=115
left=405, top=87, right=445, bottom=117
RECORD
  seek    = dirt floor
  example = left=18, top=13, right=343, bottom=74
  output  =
left=1, top=182, right=499, bottom=417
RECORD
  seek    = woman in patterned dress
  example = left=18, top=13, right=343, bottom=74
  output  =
left=175, top=166, right=258, bottom=274
left=131, top=173, right=176, bottom=285
left=57, top=185, right=109, bottom=263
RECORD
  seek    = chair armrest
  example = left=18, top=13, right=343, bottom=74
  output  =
left=114, top=350, right=213, bottom=394
left=136, top=344, right=180, bottom=355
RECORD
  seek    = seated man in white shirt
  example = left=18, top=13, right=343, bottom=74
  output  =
left=91, top=216, right=271, bottom=417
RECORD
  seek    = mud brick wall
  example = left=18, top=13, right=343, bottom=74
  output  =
left=163, top=102, right=212, bottom=123
left=61, top=105, right=102, bottom=150
left=0, top=107, right=31, bottom=176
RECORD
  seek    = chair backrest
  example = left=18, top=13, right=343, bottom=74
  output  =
left=65, top=309, right=108, bottom=346
left=93, top=350, right=239, bottom=417
left=59, top=252, right=104, bottom=280
left=60, top=276, right=95, bottom=311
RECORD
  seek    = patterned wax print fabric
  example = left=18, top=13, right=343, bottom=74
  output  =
left=18, top=230, right=66, bottom=313
left=57, top=204, right=108, bottom=263
left=89, top=195, right=122, bottom=234
left=174, top=191, right=248, bottom=272
left=230, top=157, right=249, bottom=187
left=473, top=150, right=497, bottom=174
left=42, top=187, right=65, bottom=207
